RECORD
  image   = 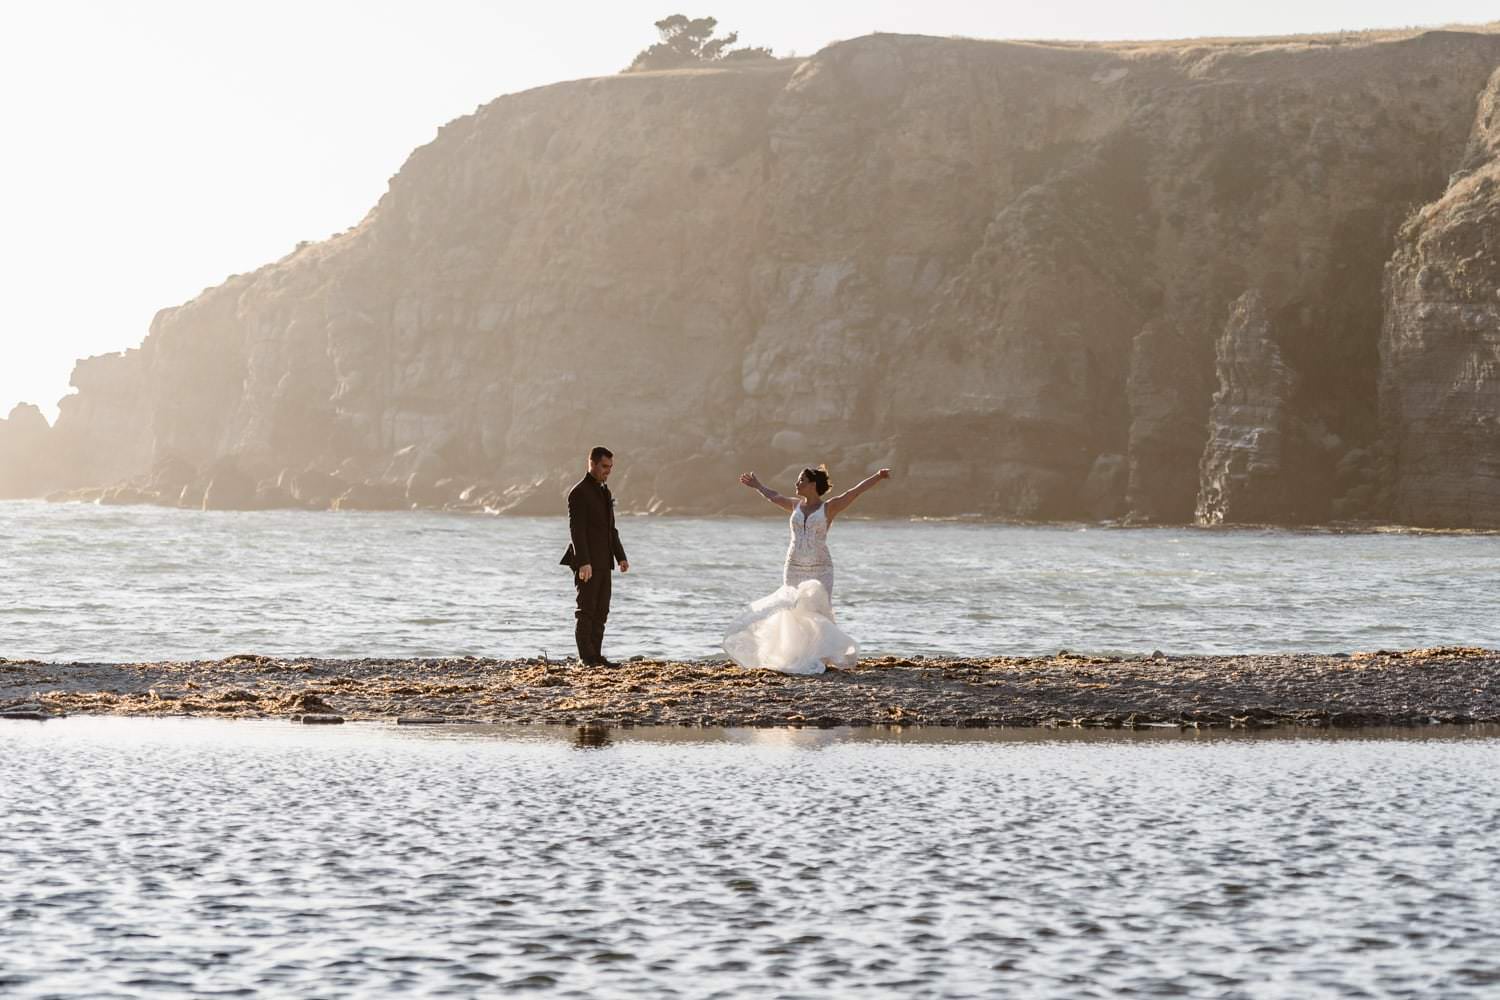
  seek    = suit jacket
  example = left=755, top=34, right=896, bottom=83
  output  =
left=560, top=474, right=627, bottom=572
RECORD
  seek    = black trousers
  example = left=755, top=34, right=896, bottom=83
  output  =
left=574, top=567, right=612, bottom=663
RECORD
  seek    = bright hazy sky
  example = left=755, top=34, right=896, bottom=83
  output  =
left=3, top=1, right=1496, bottom=423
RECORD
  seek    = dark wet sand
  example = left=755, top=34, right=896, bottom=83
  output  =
left=3, top=647, right=1498, bottom=728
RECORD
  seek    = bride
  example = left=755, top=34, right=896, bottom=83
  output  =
left=723, top=464, right=892, bottom=674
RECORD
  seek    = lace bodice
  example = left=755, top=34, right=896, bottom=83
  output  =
left=787, top=502, right=832, bottom=568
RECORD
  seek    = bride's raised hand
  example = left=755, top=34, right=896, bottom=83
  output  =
left=876, top=468, right=892, bottom=480
left=739, top=472, right=761, bottom=489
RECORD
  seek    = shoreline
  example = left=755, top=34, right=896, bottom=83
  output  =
left=12, top=496, right=1500, bottom=535
left=4, top=647, right=1498, bottom=729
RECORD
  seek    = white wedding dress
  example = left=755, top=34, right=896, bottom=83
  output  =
left=723, top=503, right=858, bottom=675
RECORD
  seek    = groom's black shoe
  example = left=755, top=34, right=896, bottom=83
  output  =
left=596, top=657, right=620, bottom=669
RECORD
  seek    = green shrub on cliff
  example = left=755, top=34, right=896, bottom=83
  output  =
left=626, top=14, right=773, bottom=72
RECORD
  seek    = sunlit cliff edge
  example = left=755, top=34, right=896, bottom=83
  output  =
left=7, top=26, right=1500, bottom=525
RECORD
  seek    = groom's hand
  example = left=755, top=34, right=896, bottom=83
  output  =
left=578, top=564, right=593, bottom=583
left=619, top=561, right=629, bottom=573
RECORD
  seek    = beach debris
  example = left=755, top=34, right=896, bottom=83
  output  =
left=296, top=713, right=345, bottom=725
left=224, top=653, right=277, bottom=666
left=276, top=692, right=334, bottom=714
left=4, top=648, right=1500, bottom=730
left=0, top=702, right=60, bottom=720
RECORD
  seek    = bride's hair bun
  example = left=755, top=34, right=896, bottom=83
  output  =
left=803, top=466, right=832, bottom=496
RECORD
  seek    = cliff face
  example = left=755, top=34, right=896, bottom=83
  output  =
left=23, top=29, right=1500, bottom=523
left=1196, top=290, right=1300, bottom=524
left=1381, top=67, right=1500, bottom=527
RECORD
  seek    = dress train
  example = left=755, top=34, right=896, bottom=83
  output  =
left=722, top=578, right=858, bottom=675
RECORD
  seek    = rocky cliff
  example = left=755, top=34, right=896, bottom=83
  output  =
left=0, top=405, right=51, bottom=500
left=8, top=28, right=1500, bottom=525
left=1197, top=291, right=1300, bottom=524
left=1381, top=66, right=1500, bottom=526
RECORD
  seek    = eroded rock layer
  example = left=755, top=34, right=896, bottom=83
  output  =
left=1382, top=67, right=1500, bottom=527
left=1197, top=290, right=1300, bottom=525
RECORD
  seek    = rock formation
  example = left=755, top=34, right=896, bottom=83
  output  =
left=0, top=404, right=52, bottom=499
left=1127, top=320, right=1206, bottom=522
left=1197, top=290, right=1301, bottom=524
left=1381, top=66, right=1500, bottom=527
left=11, top=27, right=1500, bottom=526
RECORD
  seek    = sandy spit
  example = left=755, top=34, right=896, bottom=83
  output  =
left=2, top=647, right=1499, bottom=729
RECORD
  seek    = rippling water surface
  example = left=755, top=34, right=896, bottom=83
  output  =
left=2, top=500, right=1498, bottom=661
left=2, top=720, right=1498, bottom=998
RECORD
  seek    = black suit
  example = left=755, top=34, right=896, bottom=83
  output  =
left=560, top=473, right=627, bottom=663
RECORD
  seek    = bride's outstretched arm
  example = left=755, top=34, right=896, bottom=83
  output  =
left=827, top=469, right=892, bottom=518
left=739, top=472, right=797, bottom=512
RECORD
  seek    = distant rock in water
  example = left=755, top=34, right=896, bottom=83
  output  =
left=19, top=28, right=1500, bottom=526
left=0, top=404, right=52, bottom=499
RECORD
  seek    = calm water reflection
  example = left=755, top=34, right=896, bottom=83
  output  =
left=2, top=719, right=1499, bottom=998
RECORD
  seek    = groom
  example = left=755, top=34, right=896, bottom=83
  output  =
left=560, top=446, right=629, bottom=667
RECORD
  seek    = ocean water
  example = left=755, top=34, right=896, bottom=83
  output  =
left=1, top=719, right=1498, bottom=999
left=1, top=500, right=1497, bottom=663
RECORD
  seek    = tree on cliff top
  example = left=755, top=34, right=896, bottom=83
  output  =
left=626, top=14, right=773, bottom=72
